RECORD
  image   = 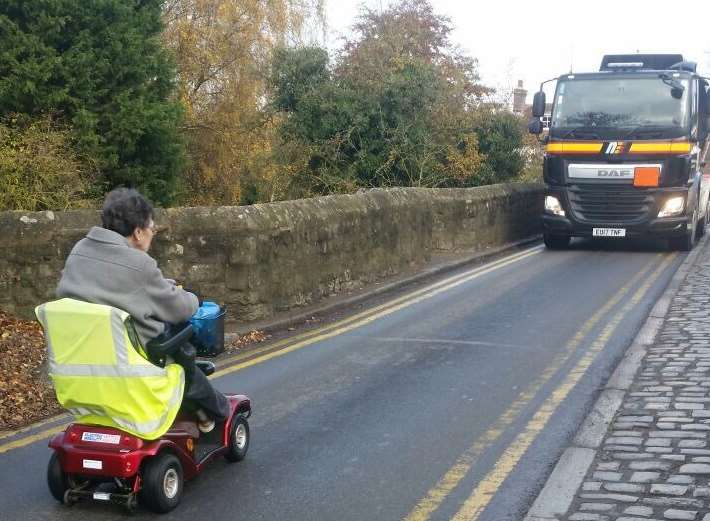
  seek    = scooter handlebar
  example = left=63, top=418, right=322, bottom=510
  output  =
left=146, top=323, right=194, bottom=360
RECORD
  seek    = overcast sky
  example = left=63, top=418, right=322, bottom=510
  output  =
left=324, top=0, right=710, bottom=101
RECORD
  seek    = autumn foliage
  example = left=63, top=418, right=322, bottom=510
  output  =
left=0, top=0, right=526, bottom=209
left=0, top=0, right=185, bottom=206
left=0, top=115, right=99, bottom=211
left=162, top=0, right=324, bottom=205
left=269, top=0, right=524, bottom=196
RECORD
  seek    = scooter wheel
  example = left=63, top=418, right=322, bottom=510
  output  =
left=47, top=452, right=69, bottom=503
left=225, top=415, right=250, bottom=462
left=138, top=453, right=183, bottom=513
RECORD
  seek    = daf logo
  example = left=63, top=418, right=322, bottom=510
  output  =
left=604, top=142, right=628, bottom=155
left=597, top=169, right=633, bottom=177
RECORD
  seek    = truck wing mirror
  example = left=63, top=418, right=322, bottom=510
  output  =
left=532, top=91, right=546, bottom=118
left=528, top=118, right=543, bottom=135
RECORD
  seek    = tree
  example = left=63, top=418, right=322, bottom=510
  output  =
left=0, top=0, right=185, bottom=205
left=471, top=109, right=525, bottom=186
left=0, top=115, right=99, bottom=211
left=336, top=0, right=486, bottom=104
left=270, top=0, right=495, bottom=197
left=162, top=0, right=324, bottom=205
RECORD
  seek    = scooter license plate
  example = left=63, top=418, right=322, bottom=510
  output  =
left=81, top=431, right=121, bottom=445
left=593, top=228, right=626, bottom=238
left=82, top=432, right=121, bottom=444
left=83, top=459, right=103, bottom=470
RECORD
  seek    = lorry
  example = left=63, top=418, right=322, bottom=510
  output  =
left=529, top=54, right=710, bottom=250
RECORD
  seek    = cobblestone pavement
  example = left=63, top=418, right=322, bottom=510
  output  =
left=562, top=238, right=710, bottom=520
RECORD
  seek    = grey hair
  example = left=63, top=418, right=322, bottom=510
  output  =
left=101, top=188, right=154, bottom=237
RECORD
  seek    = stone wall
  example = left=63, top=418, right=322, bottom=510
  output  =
left=0, top=184, right=542, bottom=324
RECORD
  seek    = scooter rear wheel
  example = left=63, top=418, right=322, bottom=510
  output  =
left=225, top=416, right=250, bottom=462
left=139, top=452, right=183, bottom=513
left=47, top=452, right=69, bottom=503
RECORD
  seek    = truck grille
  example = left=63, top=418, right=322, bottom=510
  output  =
left=568, top=184, right=654, bottom=224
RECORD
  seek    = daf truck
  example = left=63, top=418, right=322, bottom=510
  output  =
left=529, top=54, right=710, bottom=250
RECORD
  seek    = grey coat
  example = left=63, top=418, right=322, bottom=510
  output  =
left=56, top=226, right=199, bottom=344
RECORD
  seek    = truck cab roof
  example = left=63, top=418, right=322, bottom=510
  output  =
left=558, top=70, right=697, bottom=81
left=599, top=54, right=695, bottom=73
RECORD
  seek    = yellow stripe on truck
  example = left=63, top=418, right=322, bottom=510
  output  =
left=546, top=142, right=603, bottom=154
left=629, top=142, right=693, bottom=154
left=547, top=141, right=693, bottom=155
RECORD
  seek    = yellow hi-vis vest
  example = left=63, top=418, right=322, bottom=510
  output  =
left=35, top=298, right=184, bottom=440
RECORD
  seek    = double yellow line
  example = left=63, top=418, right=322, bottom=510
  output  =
left=211, top=246, right=543, bottom=378
left=0, top=246, right=542, bottom=454
left=404, top=253, right=675, bottom=521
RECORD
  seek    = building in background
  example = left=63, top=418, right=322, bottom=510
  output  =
left=512, top=80, right=527, bottom=115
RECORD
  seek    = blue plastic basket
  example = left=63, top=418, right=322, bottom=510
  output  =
left=189, top=301, right=225, bottom=357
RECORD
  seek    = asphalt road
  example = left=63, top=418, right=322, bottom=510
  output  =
left=0, top=238, right=686, bottom=521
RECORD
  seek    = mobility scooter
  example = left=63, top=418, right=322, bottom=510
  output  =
left=40, top=301, right=251, bottom=513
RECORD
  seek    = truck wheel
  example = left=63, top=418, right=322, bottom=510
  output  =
left=670, top=209, right=697, bottom=251
left=225, top=415, right=250, bottom=462
left=543, top=234, right=570, bottom=250
left=47, top=453, right=69, bottom=503
left=669, top=233, right=695, bottom=251
left=697, top=204, right=708, bottom=238
left=139, top=453, right=183, bottom=513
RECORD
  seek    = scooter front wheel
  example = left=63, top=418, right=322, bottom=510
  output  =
left=225, top=415, right=250, bottom=462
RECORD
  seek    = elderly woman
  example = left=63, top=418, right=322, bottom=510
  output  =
left=56, top=188, right=229, bottom=432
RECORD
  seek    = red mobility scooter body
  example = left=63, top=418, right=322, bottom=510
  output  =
left=41, top=299, right=249, bottom=513
left=47, top=394, right=251, bottom=513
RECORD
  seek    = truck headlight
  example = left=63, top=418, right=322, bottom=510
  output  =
left=658, top=196, right=685, bottom=218
left=545, top=196, right=566, bottom=217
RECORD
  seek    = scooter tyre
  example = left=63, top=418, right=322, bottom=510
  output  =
left=47, top=452, right=69, bottom=503
left=225, top=416, right=250, bottom=462
left=139, top=452, right=183, bottom=513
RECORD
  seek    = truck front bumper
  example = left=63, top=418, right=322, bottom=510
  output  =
left=542, top=214, right=690, bottom=239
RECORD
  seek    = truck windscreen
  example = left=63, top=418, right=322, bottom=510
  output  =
left=551, top=77, right=690, bottom=137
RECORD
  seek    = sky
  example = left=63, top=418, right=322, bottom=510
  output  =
left=324, top=0, right=710, bottom=102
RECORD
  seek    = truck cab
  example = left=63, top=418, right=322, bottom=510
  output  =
left=530, top=54, right=710, bottom=250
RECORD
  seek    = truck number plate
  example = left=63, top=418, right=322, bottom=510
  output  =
left=593, top=228, right=626, bottom=238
